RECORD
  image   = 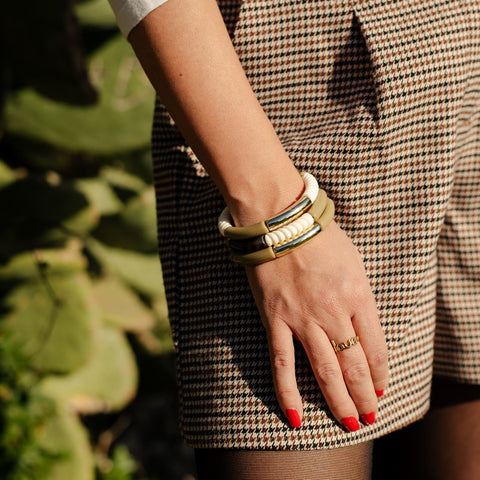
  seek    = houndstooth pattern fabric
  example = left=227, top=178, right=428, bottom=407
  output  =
left=151, top=0, right=480, bottom=449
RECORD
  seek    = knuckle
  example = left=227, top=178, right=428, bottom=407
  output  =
left=270, top=349, right=291, bottom=370
left=317, top=291, right=345, bottom=318
left=349, top=282, right=374, bottom=307
left=343, top=362, right=371, bottom=385
left=263, top=297, right=288, bottom=323
left=354, top=398, right=377, bottom=413
left=316, top=362, right=341, bottom=385
left=276, top=387, right=298, bottom=398
left=331, top=399, right=355, bottom=419
left=369, top=347, right=389, bottom=370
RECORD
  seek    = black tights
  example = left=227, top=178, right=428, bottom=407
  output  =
left=195, top=380, right=480, bottom=480
left=195, top=442, right=372, bottom=480
left=372, top=379, right=480, bottom=480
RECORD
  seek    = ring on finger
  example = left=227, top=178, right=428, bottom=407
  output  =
left=331, top=335, right=360, bottom=353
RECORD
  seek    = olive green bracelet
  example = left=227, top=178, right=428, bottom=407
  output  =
left=218, top=172, right=319, bottom=240
left=227, top=189, right=328, bottom=253
left=229, top=197, right=335, bottom=265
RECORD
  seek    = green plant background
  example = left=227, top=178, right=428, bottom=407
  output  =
left=0, top=1, right=194, bottom=478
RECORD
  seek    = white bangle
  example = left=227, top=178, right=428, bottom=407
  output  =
left=218, top=172, right=319, bottom=238
left=264, top=212, right=315, bottom=246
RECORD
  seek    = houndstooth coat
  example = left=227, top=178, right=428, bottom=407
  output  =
left=151, top=0, right=480, bottom=449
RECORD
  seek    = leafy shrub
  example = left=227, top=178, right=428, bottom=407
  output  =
left=0, top=1, right=172, bottom=478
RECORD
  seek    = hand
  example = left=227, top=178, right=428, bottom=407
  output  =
left=244, top=219, right=389, bottom=430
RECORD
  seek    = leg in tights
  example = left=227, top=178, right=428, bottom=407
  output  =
left=195, top=441, right=373, bottom=480
left=372, top=379, right=480, bottom=480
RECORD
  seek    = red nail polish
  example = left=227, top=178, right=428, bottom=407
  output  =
left=360, top=412, right=376, bottom=425
left=341, top=416, right=360, bottom=432
left=286, top=408, right=302, bottom=428
left=375, top=389, right=384, bottom=398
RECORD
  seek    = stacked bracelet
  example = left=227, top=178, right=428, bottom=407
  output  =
left=227, top=189, right=328, bottom=252
left=218, top=172, right=319, bottom=240
left=218, top=172, right=335, bottom=266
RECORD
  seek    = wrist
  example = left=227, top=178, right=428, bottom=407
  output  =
left=218, top=172, right=336, bottom=266
left=225, top=164, right=304, bottom=227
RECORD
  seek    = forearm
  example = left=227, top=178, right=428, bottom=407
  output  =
left=126, top=0, right=390, bottom=430
left=128, top=0, right=303, bottom=225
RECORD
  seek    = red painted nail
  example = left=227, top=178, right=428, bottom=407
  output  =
left=360, top=412, right=376, bottom=425
left=341, top=416, right=360, bottom=432
left=375, top=389, right=384, bottom=398
left=286, top=408, right=302, bottom=428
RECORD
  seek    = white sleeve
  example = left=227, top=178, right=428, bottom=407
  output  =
left=107, top=0, right=170, bottom=37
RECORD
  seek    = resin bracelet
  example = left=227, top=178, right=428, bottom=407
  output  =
left=264, top=189, right=328, bottom=246
left=227, top=189, right=328, bottom=253
left=229, top=197, right=335, bottom=265
left=218, top=172, right=319, bottom=240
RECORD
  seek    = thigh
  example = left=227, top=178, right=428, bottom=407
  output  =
left=195, top=442, right=373, bottom=480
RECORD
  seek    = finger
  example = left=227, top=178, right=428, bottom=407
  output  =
left=266, top=322, right=303, bottom=428
left=351, top=305, right=390, bottom=398
left=300, top=325, right=360, bottom=432
left=320, top=311, right=378, bottom=423
left=332, top=336, right=378, bottom=425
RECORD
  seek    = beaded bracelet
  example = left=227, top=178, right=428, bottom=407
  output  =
left=218, top=172, right=319, bottom=240
left=264, top=188, right=327, bottom=246
left=229, top=198, right=335, bottom=265
left=227, top=189, right=328, bottom=253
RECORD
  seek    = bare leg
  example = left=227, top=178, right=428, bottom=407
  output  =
left=195, top=441, right=373, bottom=480
left=372, top=379, right=480, bottom=480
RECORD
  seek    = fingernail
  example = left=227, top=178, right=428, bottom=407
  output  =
left=360, top=412, right=376, bottom=425
left=341, top=416, right=360, bottom=432
left=286, top=408, right=302, bottom=428
left=375, top=389, right=384, bottom=398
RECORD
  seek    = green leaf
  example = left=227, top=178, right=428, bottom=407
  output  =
left=0, top=177, right=99, bottom=257
left=63, top=205, right=100, bottom=237
left=75, top=0, right=118, bottom=30
left=0, top=136, right=96, bottom=174
left=39, top=325, right=138, bottom=414
left=75, top=178, right=123, bottom=216
left=0, top=176, right=90, bottom=225
left=4, top=34, right=155, bottom=154
left=0, top=240, right=86, bottom=285
left=120, top=187, right=157, bottom=246
left=100, top=166, right=148, bottom=194
left=92, top=187, right=157, bottom=252
left=97, top=444, right=138, bottom=480
left=113, top=148, right=154, bottom=185
left=35, top=403, right=95, bottom=480
left=1, top=273, right=99, bottom=374
left=86, top=239, right=165, bottom=298
left=0, top=160, right=16, bottom=189
left=92, top=276, right=155, bottom=331
left=149, top=295, right=174, bottom=353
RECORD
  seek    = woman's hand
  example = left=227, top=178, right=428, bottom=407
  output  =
left=245, top=219, right=390, bottom=431
left=126, top=0, right=388, bottom=430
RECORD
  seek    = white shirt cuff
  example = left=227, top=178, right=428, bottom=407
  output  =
left=108, top=0, right=170, bottom=37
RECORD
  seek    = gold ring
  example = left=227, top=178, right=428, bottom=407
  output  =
left=331, top=335, right=360, bottom=353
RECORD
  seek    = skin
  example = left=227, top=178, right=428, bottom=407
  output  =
left=128, top=0, right=389, bottom=429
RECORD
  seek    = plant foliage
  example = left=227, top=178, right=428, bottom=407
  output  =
left=0, top=1, right=171, bottom=478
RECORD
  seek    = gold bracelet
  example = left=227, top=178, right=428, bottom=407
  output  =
left=230, top=198, right=335, bottom=265
left=227, top=189, right=328, bottom=253
left=218, top=172, right=319, bottom=240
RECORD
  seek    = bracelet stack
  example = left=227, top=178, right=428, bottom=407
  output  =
left=218, top=172, right=335, bottom=265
